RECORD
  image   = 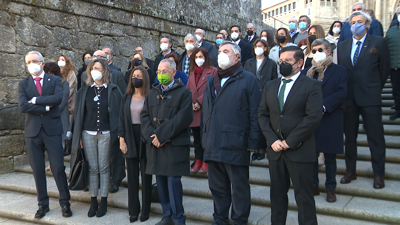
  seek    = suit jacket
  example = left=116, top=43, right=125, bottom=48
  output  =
left=18, top=73, right=64, bottom=137
left=243, top=56, right=278, bottom=88
left=81, top=68, right=127, bottom=94
left=109, top=62, right=121, bottom=71
left=338, top=19, right=383, bottom=44
left=258, top=75, right=323, bottom=162
left=243, top=33, right=260, bottom=46
left=238, top=40, right=253, bottom=66
left=153, top=49, right=180, bottom=72
left=337, top=34, right=390, bottom=107
left=198, top=41, right=214, bottom=54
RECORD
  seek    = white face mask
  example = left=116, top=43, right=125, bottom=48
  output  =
left=57, top=60, right=66, bottom=67
left=261, top=37, right=267, bottom=41
left=313, top=51, right=327, bottom=62
left=332, top=27, right=341, bottom=34
left=195, top=58, right=205, bottom=67
left=195, top=34, right=202, bottom=42
left=218, top=53, right=233, bottom=69
left=185, top=43, right=195, bottom=51
left=91, top=70, right=103, bottom=81
left=254, top=47, right=265, bottom=56
left=28, top=63, right=42, bottom=75
left=231, top=32, right=239, bottom=40
left=160, top=43, right=169, bottom=52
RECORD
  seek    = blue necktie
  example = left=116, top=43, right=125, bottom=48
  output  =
left=353, top=41, right=362, bottom=65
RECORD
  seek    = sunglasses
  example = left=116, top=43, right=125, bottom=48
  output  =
left=311, top=48, right=325, bottom=54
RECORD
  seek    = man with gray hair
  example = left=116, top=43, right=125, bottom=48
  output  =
left=102, top=46, right=121, bottom=72
left=243, top=22, right=259, bottom=45
left=194, top=28, right=214, bottom=54
left=141, top=58, right=193, bottom=225
left=179, top=33, right=197, bottom=75
left=153, top=35, right=179, bottom=73
left=288, top=17, right=298, bottom=37
left=338, top=2, right=383, bottom=43
left=202, top=42, right=262, bottom=224
left=292, top=15, right=311, bottom=45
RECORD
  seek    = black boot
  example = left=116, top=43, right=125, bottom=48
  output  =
left=88, top=197, right=98, bottom=217
left=96, top=197, right=107, bottom=217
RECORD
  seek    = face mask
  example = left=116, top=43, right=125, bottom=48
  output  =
left=131, top=78, right=143, bottom=88
left=308, top=35, right=316, bottom=44
left=195, top=58, right=205, bottom=67
left=28, top=63, right=42, bottom=75
left=106, top=55, right=110, bottom=60
left=133, top=58, right=142, bottom=66
left=254, top=47, right=264, bottom=56
left=277, top=36, right=286, bottom=44
left=247, top=30, right=254, bottom=36
left=91, top=70, right=103, bottom=81
left=216, top=39, right=223, bottom=45
left=158, top=74, right=171, bottom=85
left=351, top=22, right=366, bottom=37
left=279, top=61, right=297, bottom=77
left=299, top=22, right=307, bottom=30
left=313, top=51, right=327, bottom=62
left=261, top=37, right=267, bottom=41
left=57, top=60, right=66, bottom=67
left=218, top=52, right=233, bottom=69
left=84, top=59, right=92, bottom=66
left=332, top=27, right=341, bottom=34
left=195, top=34, right=202, bottom=42
left=288, top=23, right=296, bottom=30
left=231, top=32, right=239, bottom=40
left=160, top=43, right=169, bottom=52
left=185, top=43, right=195, bottom=51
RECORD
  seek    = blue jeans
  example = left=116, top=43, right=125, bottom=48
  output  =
left=156, top=175, right=186, bottom=224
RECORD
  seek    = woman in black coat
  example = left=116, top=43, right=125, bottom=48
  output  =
left=76, top=51, right=94, bottom=91
left=244, top=39, right=278, bottom=160
left=118, top=66, right=152, bottom=223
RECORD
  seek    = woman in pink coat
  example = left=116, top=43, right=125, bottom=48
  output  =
left=187, top=48, right=217, bottom=173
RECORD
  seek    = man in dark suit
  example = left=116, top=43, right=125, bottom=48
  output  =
left=153, top=35, right=180, bottom=73
left=18, top=51, right=72, bottom=218
left=258, top=46, right=323, bottom=225
left=135, top=46, right=154, bottom=70
left=243, top=23, right=260, bottom=46
left=102, top=46, right=122, bottom=71
left=194, top=28, right=214, bottom=54
left=337, top=11, right=390, bottom=189
left=230, top=25, right=253, bottom=66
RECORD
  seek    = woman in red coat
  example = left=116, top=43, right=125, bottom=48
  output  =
left=187, top=48, right=217, bottom=173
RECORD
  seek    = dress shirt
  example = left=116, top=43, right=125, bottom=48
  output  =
left=86, top=82, right=109, bottom=135
left=256, top=58, right=264, bottom=71
left=234, top=39, right=241, bottom=45
left=162, top=50, right=172, bottom=57
left=31, top=71, right=49, bottom=111
left=290, top=29, right=298, bottom=37
left=248, top=35, right=255, bottom=42
left=277, top=72, right=301, bottom=104
left=161, top=80, right=175, bottom=92
left=351, top=34, right=367, bottom=63
left=197, top=41, right=203, bottom=48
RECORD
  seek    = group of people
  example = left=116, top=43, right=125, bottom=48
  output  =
left=17, top=1, right=399, bottom=224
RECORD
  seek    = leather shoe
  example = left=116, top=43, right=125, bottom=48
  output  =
left=326, top=190, right=337, bottom=202
left=314, top=188, right=320, bottom=196
left=373, top=176, right=385, bottom=189
left=390, top=111, right=400, bottom=120
left=130, top=215, right=138, bottom=223
left=340, top=172, right=357, bottom=184
left=62, top=206, right=72, bottom=217
left=109, top=184, right=119, bottom=193
left=140, top=215, right=149, bottom=222
left=155, top=217, right=174, bottom=225
left=251, top=152, right=258, bottom=161
left=257, top=153, right=265, bottom=160
left=35, top=206, right=49, bottom=219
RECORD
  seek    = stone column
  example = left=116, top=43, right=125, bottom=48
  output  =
left=375, top=0, right=382, bottom=22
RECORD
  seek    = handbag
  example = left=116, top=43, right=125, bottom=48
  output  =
left=64, top=139, right=72, bottom=156
left=68, top=147, right=89, bottom=190
left=151, top=183, right=160, bottom=203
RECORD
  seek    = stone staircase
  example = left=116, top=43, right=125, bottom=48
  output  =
left=0, top=80, right=399, bottom=224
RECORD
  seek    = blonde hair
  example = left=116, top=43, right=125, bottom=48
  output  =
left=86, top=59, right=111, bottom=85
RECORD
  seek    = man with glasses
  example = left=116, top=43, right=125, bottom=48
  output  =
left=18, top=51, right=72, bottom=219
left=102, top=46, right=121, bottom=72
left=258, top=46, right=322, bottom=225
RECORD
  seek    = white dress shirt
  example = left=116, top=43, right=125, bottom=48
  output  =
left=31, top=71, right=49, bottom=111
left=351, top=34, right=367, bottom=64
left=278, top=72, right=301, bottom=104
left=256, top=58, right=264, bottom=71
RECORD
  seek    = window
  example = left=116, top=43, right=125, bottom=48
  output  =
left=308, top=8, right=311, bottom=15
left=276, top=9, right=278, bottom=15
left=284, top=5, right=287, bottom=12
left=289, top=4, right=291, bottom=10
left=293, top=2, right=296, bottom=9
left=280, top=7, right=283, bottom=14
left=268, top=12, right=271, bottom=17
left=272, top=11, right=275, bottom=16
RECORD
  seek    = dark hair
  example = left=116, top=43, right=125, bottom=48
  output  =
left=297, top=38, right=308, bottom=48
left=306, top=25, right=325, bottom=54
left=328, top=21, right=343, bottom=36
left=230, top=25, right=241, bottom=32
left=275, top=28, right=293, bottom=45
left=299, top=15, right=311, bottom=25
left=164, top=52, right=181, bottom=71
left=126, top=66, right=150, bottom=97
left=260, top=29, right=276, bottom=48
left=216, top=32, right=226, bottom=39
left=43, top=62, right=61, bottom=78
left=280, top=46, right=304, bottom=62
left=160, top=35, right=173, bottom=47
left=252, top=39, right=270, bottom=56
left=81, top=51, right=94, bottom=67
left=189, top=48, right=213, bottom=72
left=128, top=52, right=149, bottom=71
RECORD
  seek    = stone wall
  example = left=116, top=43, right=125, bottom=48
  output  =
left=0, top=0, right=272, bottom=174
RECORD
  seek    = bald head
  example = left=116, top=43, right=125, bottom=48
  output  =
left=93, top=50, right=107, bottom=60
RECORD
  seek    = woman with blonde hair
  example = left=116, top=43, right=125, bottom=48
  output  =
left=57, top=55, right=77, bottom=116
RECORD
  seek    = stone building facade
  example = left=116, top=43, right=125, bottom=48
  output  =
left=0, top=0, right=272, bottom=174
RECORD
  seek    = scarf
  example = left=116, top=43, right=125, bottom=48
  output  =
left=306, top=55, right=333, bottom=81
left=194, top=65, right=205, bottom=86
left=214, top=62, right=242, bottom=94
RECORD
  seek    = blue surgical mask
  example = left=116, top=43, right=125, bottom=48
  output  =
left=106, top=55, right=110, bottom=60
left=288, top=23, right=296, bottom=30
left=350, top=22, right=366, bottom=37
left=216, top=39, right=223, bottom=45
left=299, top=22, right=307, bottom=30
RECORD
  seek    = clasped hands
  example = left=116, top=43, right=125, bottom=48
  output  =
left=193, top=102, right=201, bottom=111
left=271, top=140, right=290, bottom=152
left=151, top=134, right=165, bottom=148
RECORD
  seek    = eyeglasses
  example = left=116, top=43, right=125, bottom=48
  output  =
left=156, top=70, right=174, bottom=75
left=26, top=60, right=42, bottom=65
left=93, top=55, right=106, bottom=59
left=311, top=48, right=326, bottom=54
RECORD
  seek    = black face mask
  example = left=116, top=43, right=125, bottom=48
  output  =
left=277, top=36, right=286, bottom=44
left=279, top=61, right=297, bottom=77
left=132, top=78, right=143, bottom=88
left=308, top=35, right=316, bottom=44
left=133, top=58, right=142, bottom=67
left=247, top=30, right=254, bottom=36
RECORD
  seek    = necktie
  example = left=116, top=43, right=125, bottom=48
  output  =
left=34, top=77, right=42, bottom=96
left=353, top=41, right=362, bottom=65
left=248, top=36, right=251, bottom=42
left=278, top=79, right=293, bottom=111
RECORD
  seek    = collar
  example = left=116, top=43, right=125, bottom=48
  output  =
left=233, top=39, right=241, bottom=45
left=161, top=80, right=175, bottom=92
left=290, top=29, right=298, bottom=34
left=162, top=50, right=172, bottom=56
left=108, top=62, right=113, bottom=66
left=352, top=33, right=367, bottom=45
left=32, top=71, right=45, bottom=80
left=282, top=71, right=301, bottom=82
left=91, top=82, right=108, bottom=88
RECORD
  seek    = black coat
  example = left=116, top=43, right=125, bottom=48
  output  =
left=124, top=67, right=157, bottom=88
left=243, top=56, right=278, bottom=87
left=140, top=80, right=193, bottom=176
left=198, top=41, right=214, bottom=54
left=202, top=66, right=262, bottom=166
left=178, top=51, right=190, bottom=73
left=301, top=63, right=348, bottom=154
left=109, top=62, right=121, bottom=72
left=238, top=40, right=253, bottom=66
left=81, top=68, right=127, bottom=94
left=243, top=33, right=260, bottom=46
left=211, top=44, right=219, bottom=68
left=118, top=94, right=145, bottom=158
left=153, top=49, right=180, bottom=72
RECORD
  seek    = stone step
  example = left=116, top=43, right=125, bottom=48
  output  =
left=381, top=107, right=395, bottom=115
left=381, top=93, right=394, bottom=100
left=382, top=88, right=392, bottom=94
left=360, top=115, right=400, bottom=125
left=0, top=217, right=38, bottom=224
left=357, top=134, right=400, bottom=149
left=358, top=124, right=400, bottom=135
left=381, top=99, right=395, bottom=107
left=384, top=83, right=392, bottom=88
left=0, top=173, right=392, bottom=224
left=336, top=146, right=400, bottom=163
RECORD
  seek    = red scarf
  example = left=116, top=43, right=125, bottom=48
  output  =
left=194, top=65, right=205, bottom=86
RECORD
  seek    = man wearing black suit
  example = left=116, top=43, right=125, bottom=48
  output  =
left=135, top=46, right=154, bottom=70
left=102, top=46, right=122, bottom=72
left=258, top=46, right=323, bottom=225
left=194, top=28, right=214, bottom=54
left=243, top=23, right=260, bottom=46
left=18, top=51, right=72, bottom=218
left=230, top=25, right=253, bottom=66
left=153, top=35, right=180, bottom=73
left=337, top=11, right=390, bottom=189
